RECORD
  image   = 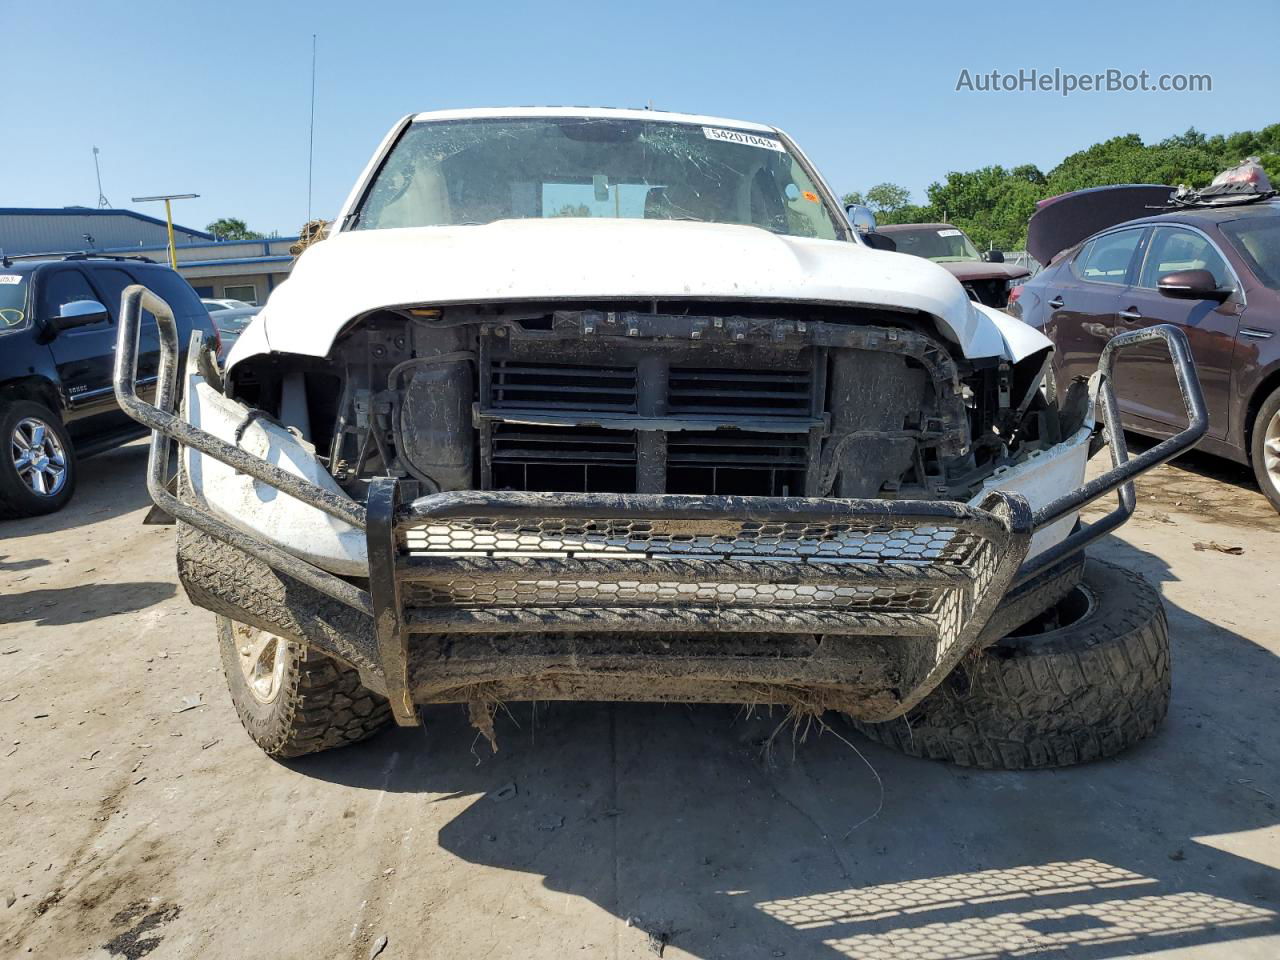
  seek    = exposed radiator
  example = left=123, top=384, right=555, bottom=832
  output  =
left=477, top=318, right=825, bottom=496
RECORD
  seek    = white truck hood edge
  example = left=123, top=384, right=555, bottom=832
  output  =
left=227, top=219, right=1046, bottom=370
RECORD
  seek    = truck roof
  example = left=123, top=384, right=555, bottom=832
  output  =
left=409, top=105, right=777, bottom=134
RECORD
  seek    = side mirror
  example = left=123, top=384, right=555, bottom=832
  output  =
left=982, top=249, right=1006, bottom=263
left=1157, top=269, right=1230, bottom=302
left=844, top=203, right=878, bottom=234
left=54, top=299, right=108, bottom=330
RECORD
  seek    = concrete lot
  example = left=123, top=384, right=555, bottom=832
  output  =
left=1, top=439, right=1278, bottom=959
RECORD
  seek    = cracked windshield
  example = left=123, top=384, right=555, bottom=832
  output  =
left=352, top=116, right=842, bottom=239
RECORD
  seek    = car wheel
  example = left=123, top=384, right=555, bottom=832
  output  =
left=1250, top=385, right=1280, bottom=513
left=848, top=558, right=1169, bottom=770
left=217, top=616, right=392, bottom=759
left=0, top=400, right=77, bottom=519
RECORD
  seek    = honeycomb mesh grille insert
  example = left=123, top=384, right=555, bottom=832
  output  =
left=402, top=518, right=982, bottom=564
left=404, top=577, right=942, bottom=611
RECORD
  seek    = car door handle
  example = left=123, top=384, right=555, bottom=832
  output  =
left=1119, top=308, right=1143, bottom=322
left=1049, top=296, right=1064, bottom=309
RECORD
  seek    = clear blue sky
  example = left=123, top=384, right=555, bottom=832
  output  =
left=8, top=0, right=1276, bottom=237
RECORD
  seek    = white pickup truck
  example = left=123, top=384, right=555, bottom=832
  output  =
left=113, top=107, right=1205, bottom=769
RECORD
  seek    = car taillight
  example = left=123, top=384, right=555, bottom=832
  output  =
left=1007, top=283, right=1023, bottom=305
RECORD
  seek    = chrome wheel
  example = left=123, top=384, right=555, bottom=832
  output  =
left=234, top=623, right=290, bottom=704
left=1265, top=409, right=1280, bottom=489
left=10, top=417, right=67, bottom=497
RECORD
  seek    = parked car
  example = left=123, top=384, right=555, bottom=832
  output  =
left=116, top=106, right=1199, bottom=770
left=1012, top=163, right=1280, bottom=511
left=0, top=254, right=216, bottom=518
left=875, top=223, right=1031, bottom=308
left=202, top=298, right=261, bottom=360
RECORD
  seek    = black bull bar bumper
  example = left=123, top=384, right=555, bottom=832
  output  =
left=114, top=286, right=1207, bottom=726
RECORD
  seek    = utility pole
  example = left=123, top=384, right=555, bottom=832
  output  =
left=132, top=193, right=199, bottom=270
left=307, top=34, right=317, bottom=223
left=93, top=147, right=111, bottom=209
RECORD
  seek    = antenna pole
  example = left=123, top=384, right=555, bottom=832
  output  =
left=307, top=34, right=317, bottom=223
left=93, top=147, right=111, bottom=209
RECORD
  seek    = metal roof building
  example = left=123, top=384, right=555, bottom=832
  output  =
left=100, top=236, right=300, bottom=305
left=0, top=207, right=213, bottom=257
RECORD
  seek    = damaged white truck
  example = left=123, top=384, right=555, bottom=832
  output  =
left=113, top=108, right=1206, bottom=769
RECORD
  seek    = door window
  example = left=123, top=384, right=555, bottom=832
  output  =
left=88, top=268, right=137, bottom=320
left=1072, top=229, right=1143, bottom=285
left=38, top=269, right=103, bottom=323
left=1138, top=226, right=1234, bottom=291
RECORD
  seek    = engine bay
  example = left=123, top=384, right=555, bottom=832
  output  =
left=226, top=300, right=1062, bottom=504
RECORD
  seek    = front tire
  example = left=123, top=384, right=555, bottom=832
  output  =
left=1250, top=385, right=1280, bottom=514
left=0, top=400, right=77, bottom=519
left=217, top=617, right=392, bottom=758
left=851, top=559, right=1170, bottom=769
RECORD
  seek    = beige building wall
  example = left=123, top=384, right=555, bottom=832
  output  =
left=183, top=271, right=292, bottom=305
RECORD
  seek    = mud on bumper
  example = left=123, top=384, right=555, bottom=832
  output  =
left=177, top=488, right=1049, bottom=724
left=114, top=285, right=1208, bottom=727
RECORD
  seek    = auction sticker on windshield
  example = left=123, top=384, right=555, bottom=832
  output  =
left=702, top=127, right=785, bottom=151
left=938, top=229, right=963, bottom=237
left=0, top=275, right=22, bottom=284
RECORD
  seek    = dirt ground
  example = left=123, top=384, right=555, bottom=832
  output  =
left=1, top=438, right=1278, bottom=959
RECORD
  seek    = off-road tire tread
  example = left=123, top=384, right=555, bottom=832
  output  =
left=851, top=559, right=1169, bottom=769
left=217, top=617, right=391, bottom=759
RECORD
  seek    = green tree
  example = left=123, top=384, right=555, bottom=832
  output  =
left=206, top=217, right=264, bottom=241
left=876, top=202, right=936, bottom=226
left=848, top=123, right=1280, bottom=250
left=842, top=185, right=936, bottom=227
left=923, top=165, right=1043, bottom=251
left=864, top=182, right=911, bottom=217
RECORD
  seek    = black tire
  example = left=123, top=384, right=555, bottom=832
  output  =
left=0, top=400, right=77, bottom=519
left=1249, top=385, right=1280, bottom=514
left=217, top=616, right=392, bottom=758
left=851, top=558, right=1170, bottom=769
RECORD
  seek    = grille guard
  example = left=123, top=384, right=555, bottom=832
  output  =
left=114, top=285, right=1207, bottom=726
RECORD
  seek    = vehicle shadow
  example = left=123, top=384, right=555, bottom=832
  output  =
left=1124, top=431, right=1278, bottom=529
left=0, top=582, right=175, bottom=626
left=295, top=537, right=1280, bottom=959
left=1128, top=431, right=1258, bottom=490
left=0, top=439, right=154, bottom=538
left=0, top=556, right=50, bottom=573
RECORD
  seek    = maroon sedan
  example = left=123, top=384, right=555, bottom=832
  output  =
left=876, top=223, right=1030, bottom=308
left=1013, top=178, right=1280, bottom=511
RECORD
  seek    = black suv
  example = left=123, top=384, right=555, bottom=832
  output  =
left=0, top=255, right=216, bottom=518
